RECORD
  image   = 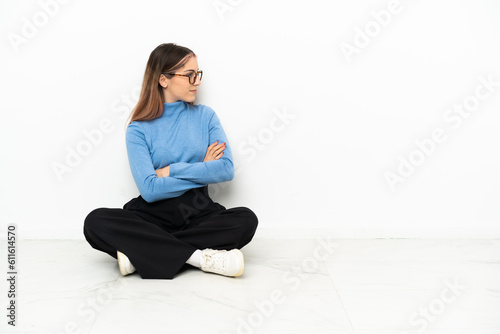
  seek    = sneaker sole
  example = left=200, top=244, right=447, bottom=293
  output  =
left=117, top=250, right=132, bottom=276
left=231, top=249, right=244, bottom=277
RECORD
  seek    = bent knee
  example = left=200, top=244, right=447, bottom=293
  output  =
left=238, top=207, right=258, bottom=231
left=84, top=208, right=108, bottom=232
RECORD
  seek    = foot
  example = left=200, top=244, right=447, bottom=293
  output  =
left=117, top=250, right=136, bottom=276
left=200, top=249, right=244, bottom=277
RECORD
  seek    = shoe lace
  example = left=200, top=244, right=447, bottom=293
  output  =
left=203, top=250, right=226, bottom=272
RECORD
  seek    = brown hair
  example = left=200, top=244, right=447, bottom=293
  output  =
left=128, top=43, right=195, bottom=124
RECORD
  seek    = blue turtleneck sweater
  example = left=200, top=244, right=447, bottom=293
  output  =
left=125, top=101, right=234, bottom=202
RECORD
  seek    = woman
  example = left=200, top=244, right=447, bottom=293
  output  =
left=83, top=43, right=258, bottom=279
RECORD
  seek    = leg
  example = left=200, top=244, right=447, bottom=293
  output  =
left=173, top=206, right=258, bottom=251
left=83, top=208, right=196, bottom=279
left=84, top=186, right=258, bottom=279
left=178, top=206, right=258, bottom=277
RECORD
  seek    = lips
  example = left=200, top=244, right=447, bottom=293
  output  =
left=190, top=90, right=197, bottom=93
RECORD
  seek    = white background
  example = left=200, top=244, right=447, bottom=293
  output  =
left=1, top=0, right=499, bottom=239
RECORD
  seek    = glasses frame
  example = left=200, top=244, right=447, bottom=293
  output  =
left=162, top=70, right=203, bottom=84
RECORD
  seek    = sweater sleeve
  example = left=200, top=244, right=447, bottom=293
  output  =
left=168, top=109, right=235, bottom=184
left=126, top=122, right=205, bottom=202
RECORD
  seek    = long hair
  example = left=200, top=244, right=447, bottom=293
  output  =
left=128, top=43, right=195, bottom=124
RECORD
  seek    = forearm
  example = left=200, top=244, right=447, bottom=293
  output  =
left=169, top=159, right=234, bottom=184
left=127, top=123, right=205, bottom=202
left=138, top=173, right=205, bottom=202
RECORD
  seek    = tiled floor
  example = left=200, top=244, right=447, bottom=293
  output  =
left=1, top=238, right=499, bottom=334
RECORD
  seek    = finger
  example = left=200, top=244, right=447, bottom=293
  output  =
left=207, top=142, right=224, bottom=156
left=215, top=143, right=226, bottom=150
left=213, top=145, right=226, bottom=154
left=206, top=143, right=216, bottom=153
left=213, top=141, right=225, bottom=147
left=206, top=146, right=216, bottom=154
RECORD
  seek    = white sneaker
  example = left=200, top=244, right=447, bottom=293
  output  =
left=200, top=249, right=244, bottom=277
left=117, top=250, right=136, bottom=276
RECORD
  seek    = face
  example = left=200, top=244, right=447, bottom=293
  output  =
left=159, top=55, right=201, bottom=103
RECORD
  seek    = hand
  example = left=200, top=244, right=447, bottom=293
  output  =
left=203, top=141, right=226, bottom=162
left=155, top=165, right=170, bottom=178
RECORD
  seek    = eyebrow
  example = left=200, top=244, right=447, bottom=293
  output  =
left=183, top=69, right=199, bottom=72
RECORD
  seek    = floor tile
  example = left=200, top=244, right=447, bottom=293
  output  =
left=338, top=289, right=500, bottom=331
left=89, top=288, right=351, bottom=333
left=328, top=239, right=500, bottom=262
left=324, top=261, right=500, bottom=290
left=1, top=238, right=499, bottom=334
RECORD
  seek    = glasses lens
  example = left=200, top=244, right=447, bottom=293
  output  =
left=189, top=71, right=202, bottom=84
left=189, top=72, right=196, bottom=84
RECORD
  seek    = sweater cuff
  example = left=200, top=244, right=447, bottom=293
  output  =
left=168, top=162, right=182, bottom=178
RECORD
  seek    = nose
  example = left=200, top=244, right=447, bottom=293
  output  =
left=193, top=76, right=201, bottom=86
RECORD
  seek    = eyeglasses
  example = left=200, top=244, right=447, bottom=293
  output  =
left=162, top=70, right=203, bottom=84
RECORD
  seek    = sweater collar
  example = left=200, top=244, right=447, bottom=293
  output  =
left=162, top=100, right=187, bottom=115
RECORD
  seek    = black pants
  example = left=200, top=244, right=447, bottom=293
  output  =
left=83, top=185, right=258, bottom=279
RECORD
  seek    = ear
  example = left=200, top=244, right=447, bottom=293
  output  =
left=159, top=74, right=168, bottom=88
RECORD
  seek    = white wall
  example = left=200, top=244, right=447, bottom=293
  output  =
left=1, top=0, right=499, bottom=239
